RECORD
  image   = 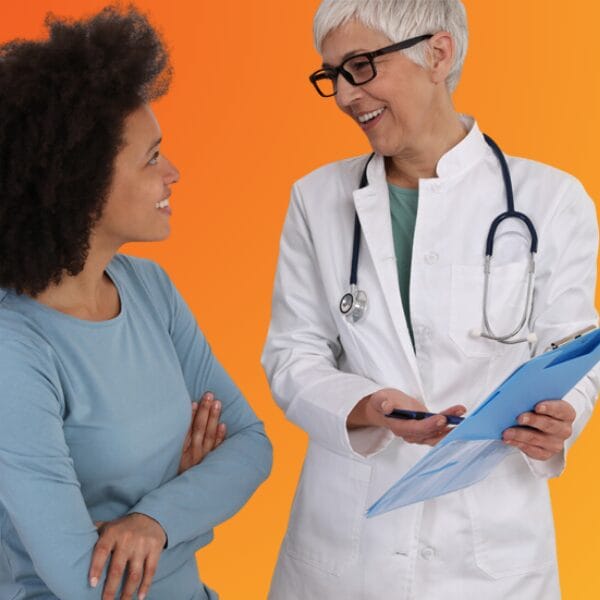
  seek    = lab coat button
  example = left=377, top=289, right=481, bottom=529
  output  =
left=424, top=252, right=439, bottom=265
left=421, top=547, right=435, bottom=560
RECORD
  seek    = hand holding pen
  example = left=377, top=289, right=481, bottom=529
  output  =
left=347, top=388, right=467, bottom=446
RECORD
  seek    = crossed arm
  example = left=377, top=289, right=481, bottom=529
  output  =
left=0, top=264, right=272, bottom=599
left=89, top=391, right=227, bottom=600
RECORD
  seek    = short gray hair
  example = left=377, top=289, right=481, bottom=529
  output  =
left=314, top=0, right=468, bottom=92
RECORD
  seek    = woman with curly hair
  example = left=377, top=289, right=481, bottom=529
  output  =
left=0, top=6, right=272, bottom=600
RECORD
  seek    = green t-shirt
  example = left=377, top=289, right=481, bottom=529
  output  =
left=388, top=183, right=418, bottom=348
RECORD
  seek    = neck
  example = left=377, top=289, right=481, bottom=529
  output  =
left=385, top=108, right=467, bottom=189
left=34, top=235, right=121, bottom=321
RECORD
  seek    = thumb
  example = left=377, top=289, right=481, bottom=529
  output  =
left=372, top=391, right=392, bottom=415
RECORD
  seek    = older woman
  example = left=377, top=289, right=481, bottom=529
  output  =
left=0, top=6, right=271, bottom=600
left=262, top=0, right=598, bottom=598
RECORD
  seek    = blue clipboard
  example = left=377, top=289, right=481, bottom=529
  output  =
left=367, top=327, right=600, bottom=518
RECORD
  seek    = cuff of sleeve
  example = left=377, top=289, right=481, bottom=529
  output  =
left=127, top=500, right=215, bottom=550
left=127, top=504, right=177, bottom=549
left=286, top=378, right=389, bottom=459
left=524, top=386, right=590, bottom=479
left=128, top=511, right=169, bottom=548
left=347, top=426, right=395, bottom=458
left=524, top=450, right=565, bottom=479
left=127, top=502, right=173, bottom=549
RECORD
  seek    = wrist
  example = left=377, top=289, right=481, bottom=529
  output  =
left=347, top=395, right=374, bottom=429
left=129, top=512, right=168, bottom=547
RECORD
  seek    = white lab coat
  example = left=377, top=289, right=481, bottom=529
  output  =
left=262, top=117, right=599, bottom=600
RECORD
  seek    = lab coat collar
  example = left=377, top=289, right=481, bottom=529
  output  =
left=357, top=115, right=487, bottom=189
left=435, top=115, right=488, bottom=179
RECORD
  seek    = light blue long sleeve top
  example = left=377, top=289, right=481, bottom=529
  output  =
left=0, top=254, right=272, bottom=600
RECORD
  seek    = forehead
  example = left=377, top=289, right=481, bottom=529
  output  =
left=320, top=20, right=393, bottom=65
left=122, top=104, right=161, bottom=147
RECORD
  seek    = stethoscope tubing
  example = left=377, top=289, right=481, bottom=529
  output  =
left=342, top=134, right=538, bottom=344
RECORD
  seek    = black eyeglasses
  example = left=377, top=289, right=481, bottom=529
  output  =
left=309, top=34, right=433, bottom=97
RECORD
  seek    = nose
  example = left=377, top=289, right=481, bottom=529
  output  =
left=335, top=74, right=363, bottom=110
left=162, top=155, right=180, bottom=185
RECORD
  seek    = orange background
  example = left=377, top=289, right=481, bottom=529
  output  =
left=2, top=1, right=599, bottom=598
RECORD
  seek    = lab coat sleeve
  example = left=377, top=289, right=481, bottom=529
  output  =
left=261, top=183, right=392, bottom=459
left=526, top=179, right=599, bottom=478
left=0, top=338, right=106, bottom=599
left=126, top=267, right=272, bottom=549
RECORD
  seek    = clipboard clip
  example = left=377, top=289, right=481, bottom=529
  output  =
left=549, top=325, right=597, bottom=350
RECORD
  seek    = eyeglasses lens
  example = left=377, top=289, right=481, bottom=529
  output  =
left=342, top=56, right=375, bottom=85
left=313, top=72, right=336, bottom=97
left=312, top=55, right=376, bottom=96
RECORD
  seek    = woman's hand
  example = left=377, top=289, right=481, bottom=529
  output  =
left=89, top=513, right=166, bottom=600
left=502, top=399, right=575, bottom=460
left=347, top=388, right=466, bottom=446
left=178, top=392, right=226, bottom=475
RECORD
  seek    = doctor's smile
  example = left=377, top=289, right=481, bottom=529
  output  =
left=356, top=107, right=386, bottom=128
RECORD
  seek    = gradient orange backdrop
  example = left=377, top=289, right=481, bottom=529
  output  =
left=2, top=1, right=599, bottom=598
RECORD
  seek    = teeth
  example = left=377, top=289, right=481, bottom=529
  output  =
left=156, top=198, right=170, bottom=209
left=358, top=108, right=385, bottom=124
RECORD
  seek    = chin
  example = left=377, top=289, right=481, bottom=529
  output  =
left=153, top=229, right=171, bottom=242
left=365, top=136, right=393, bottom=157
left=130, top=228, right=171, bottom=243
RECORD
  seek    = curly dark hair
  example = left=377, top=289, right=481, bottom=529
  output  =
left=0, top=4, right=171, bottom=295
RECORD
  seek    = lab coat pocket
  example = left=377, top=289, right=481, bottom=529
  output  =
left=283, top=443, right=371, bottom=576
left=449, top=261, right=530, bottom=358
left=465, top=453, right=556, bottom=579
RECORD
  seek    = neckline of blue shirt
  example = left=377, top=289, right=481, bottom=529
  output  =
left=4, top=258, right=126, bottom=329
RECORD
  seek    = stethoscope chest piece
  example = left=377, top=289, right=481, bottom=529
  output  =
left=340, top=284, right=367, bottom=322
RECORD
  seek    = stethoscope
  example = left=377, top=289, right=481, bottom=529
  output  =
left=339, top=134, right=538, bottom=345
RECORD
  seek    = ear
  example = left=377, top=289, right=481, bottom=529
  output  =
left=427, top=31, right=455, bottom=85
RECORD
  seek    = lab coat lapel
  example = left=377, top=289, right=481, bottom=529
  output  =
left=352, top=155, right=423, bottom=388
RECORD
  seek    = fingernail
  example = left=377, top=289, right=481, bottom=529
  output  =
left=204, top=392, right=214, bottom=401
left=436, top=418, right=445, bottom=427
left=139, top=594, right=146, bottom=600
left=504, top=430, right=514, bottom=440
left=90, top=577, right=98, bottom=588
left=192, top=403, right=198, bottom=411
left=381, top=401, right=391, bottom=412
left=538, top=404, right=547, bottom=413
left=520, top=415, right=529, bottom=425
left=213, top=400, right=221, bottom=411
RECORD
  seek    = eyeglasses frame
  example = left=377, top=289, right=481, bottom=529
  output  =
left=309, top=33, right=434, bottom=98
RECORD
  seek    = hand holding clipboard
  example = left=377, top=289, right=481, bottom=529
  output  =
left=367, top=326, right=600, bottom=518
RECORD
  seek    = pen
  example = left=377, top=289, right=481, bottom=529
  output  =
left=386, top=409, right=464, bottom=426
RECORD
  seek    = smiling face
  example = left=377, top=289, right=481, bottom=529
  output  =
left=321, top=20, right=446, bottom=160
left=92, top=104, right=179, bottom=249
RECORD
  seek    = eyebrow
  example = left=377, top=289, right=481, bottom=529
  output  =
left=146, top=137, right=162, bottom=154
left=322, top=49, right=369, bottom=68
